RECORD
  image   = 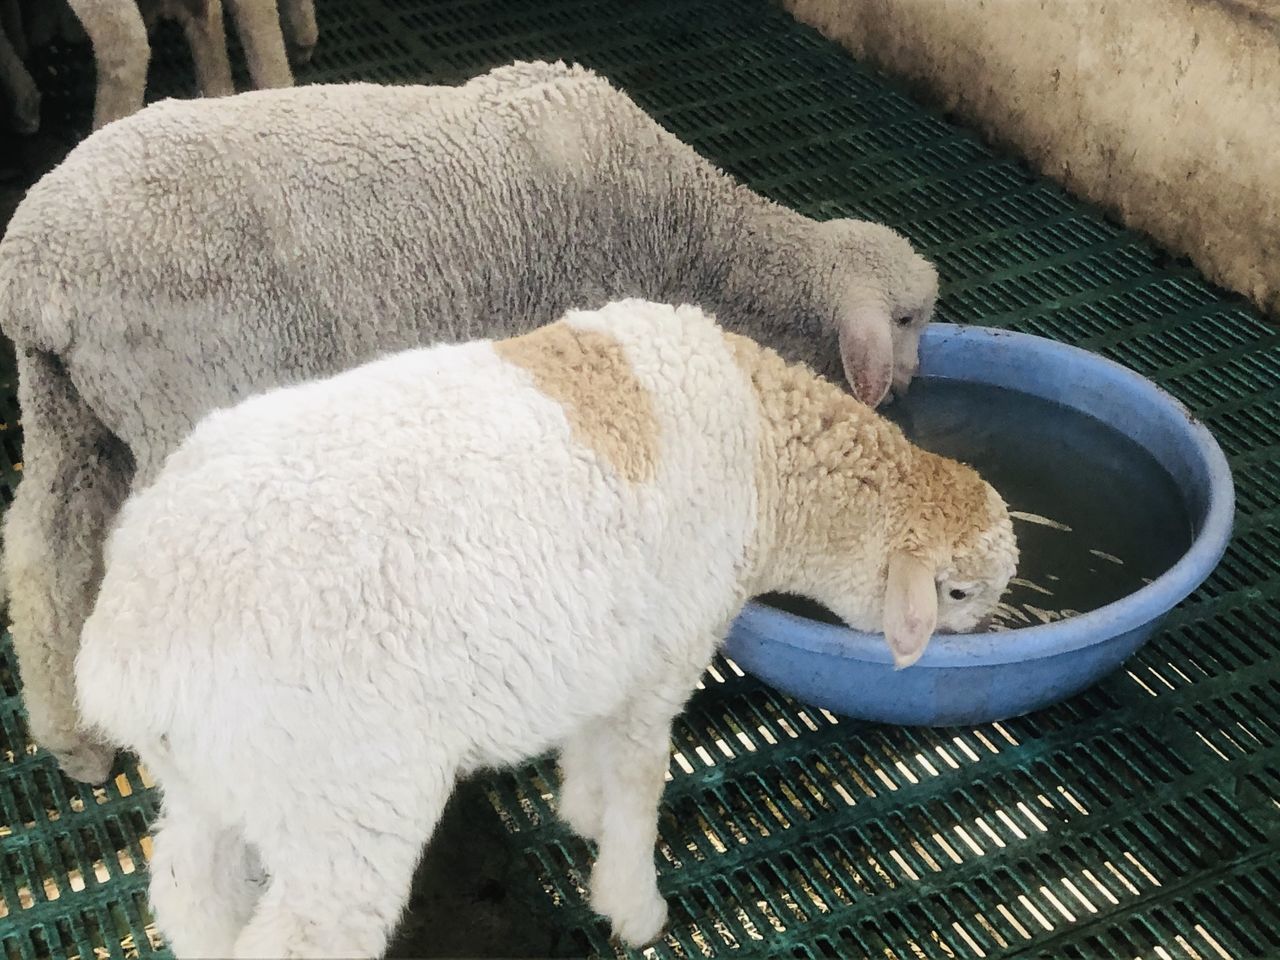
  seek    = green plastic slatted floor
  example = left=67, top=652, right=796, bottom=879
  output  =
left=4, top=0, right=1279, bottom=957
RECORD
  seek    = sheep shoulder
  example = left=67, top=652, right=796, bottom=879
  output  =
left=494, top=322, right=659, bottom=485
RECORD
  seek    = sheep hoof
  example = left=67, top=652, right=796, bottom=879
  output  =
left=289, top=42, right=316, bottom=66
left=53, top=739, right=116, bottom=785
left=592, top=877, right=668, bottom=948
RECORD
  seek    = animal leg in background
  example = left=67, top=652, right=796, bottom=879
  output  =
left=67, top=0, right=150, bottom=129
left=1, top=0, right=24, bottom=57
left=277, top=0, right=316, bottom=63
left=170, top=0, right=234, bottom=100
left=223, top=0, right=292, bottom=91
left=2, top=350, right=131, bottom=783
left=0, top=1, right=39, bottom=133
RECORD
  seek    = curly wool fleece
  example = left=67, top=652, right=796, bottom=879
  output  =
left=0, top=59, right=937, bottom=784
left=77, top=300, right=1014, bottom=958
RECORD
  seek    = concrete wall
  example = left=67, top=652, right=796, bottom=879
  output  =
left=783, top=0, right=1280, bottom=317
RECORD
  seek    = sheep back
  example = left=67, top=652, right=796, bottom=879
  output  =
left=0, top=64, right=783, bottom=476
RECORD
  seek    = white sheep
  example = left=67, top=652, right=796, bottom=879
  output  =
left=0, top=60, right=938, bottom=784
left=75, top=299, right=1016, bottom=958
left=66, top=0, right=316, bottom=130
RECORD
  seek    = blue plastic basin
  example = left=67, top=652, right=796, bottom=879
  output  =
left=723, top=323, right=1235, bottom=725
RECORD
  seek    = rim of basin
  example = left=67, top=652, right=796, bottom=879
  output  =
left=739, top=323, right=1236, bottom=669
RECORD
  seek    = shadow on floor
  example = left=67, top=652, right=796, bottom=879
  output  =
left=389, top=778, right=587, bottom=959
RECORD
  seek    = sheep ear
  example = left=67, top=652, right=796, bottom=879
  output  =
left=838, top=309, right=893, bottom=407
left=883, top=551, right=937, bottom=670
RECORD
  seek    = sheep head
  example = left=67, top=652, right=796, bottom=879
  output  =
left=731, top=327, right=1014, bottom=669
left=878, top=456, right=1018, bottom=668
left=821, top=220, right=938, bottom=407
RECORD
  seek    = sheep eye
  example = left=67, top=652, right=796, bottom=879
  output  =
left=895, top=314, right=914, bottom=327
left=949, top=588, right=968, bottom=601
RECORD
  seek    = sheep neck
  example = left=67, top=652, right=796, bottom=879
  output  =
left=679, top=195, right=840, bottom=383
left=726, top=335, right=910, bottom=605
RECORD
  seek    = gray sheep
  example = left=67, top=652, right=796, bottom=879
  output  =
left=0, top=60, right=938, bottom=783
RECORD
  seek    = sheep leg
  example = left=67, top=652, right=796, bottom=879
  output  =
left=587, top=703, right=674, bottom=948
left=0, top=15, right=39, bottom=133
left=232, top=769, right=453, bottom=958
left=24, top=0, right=59, bottom=48
left=149, top=787, right=265, bottom=957
left=233, top=832, right=429, bottom=957
left=65, top=0, right=150, bottom=129
left=558, top=727, right=606, bottom=843
left=277, top=0, right=316, bottom=65
left=1, top=0, right=25, bottom=59
left=3, top=349, right=132, bottom=784
left=223, top=0, right=291, bottom=91
left=171, top=0, right=234, bottom=99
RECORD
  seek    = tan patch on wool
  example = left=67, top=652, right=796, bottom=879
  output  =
left=896, top=449, right=1003, bottom=561
left=720, top=331, right=997, bottom=566
left=495, top=323, right=658, bottom=484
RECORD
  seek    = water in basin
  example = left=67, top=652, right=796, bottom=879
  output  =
left=761, top=378, right=1195, bottom=631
